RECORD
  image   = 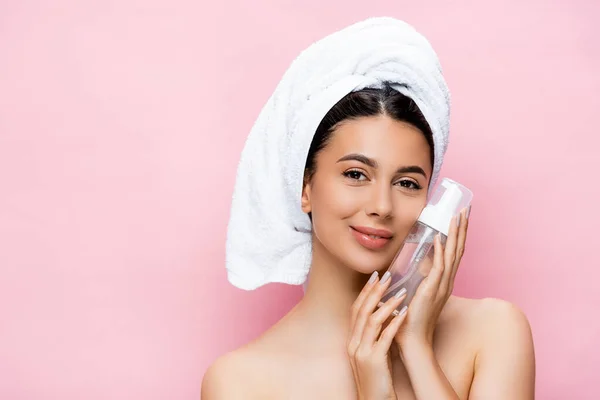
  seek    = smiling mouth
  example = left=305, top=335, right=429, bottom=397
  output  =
left=350, top=225, right=394, bottom=238
left=349, top=227, right=393, bottom=250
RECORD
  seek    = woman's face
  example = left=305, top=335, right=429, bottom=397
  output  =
left=301, top=114, right=433, bottom=275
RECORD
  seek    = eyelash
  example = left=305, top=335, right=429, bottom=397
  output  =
left=342, top=169, right=422, bottom=190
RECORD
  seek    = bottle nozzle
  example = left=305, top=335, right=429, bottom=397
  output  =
left=417, top=178, right=473, bottom=236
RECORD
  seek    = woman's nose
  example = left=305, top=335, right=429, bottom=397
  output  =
left=365, top=183, right=393, bottom=219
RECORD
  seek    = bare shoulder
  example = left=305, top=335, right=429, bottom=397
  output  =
left=443, top=296, right=534, bottom=356
left=450, top=299, right=536, bottom=397
left=201, top=323, right=290, bottom=400
left=447, top=296, right=531, bottom=331
left=451, top=296, right=535, bottom=367
left=475, top=298, right=535, bottom=362
left=201, top=344, right=268, bottom=400
left=471, top=297, right=532, bottom=338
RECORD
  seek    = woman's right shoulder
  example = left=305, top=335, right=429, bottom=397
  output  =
left=201, top=313, right=300, bottom=398
left=201, top=347, right=258, bottom=399
left=200, top=343, right=273, bottom=400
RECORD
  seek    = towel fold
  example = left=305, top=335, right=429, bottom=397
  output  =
left=225, top=17, right=451, bottom=290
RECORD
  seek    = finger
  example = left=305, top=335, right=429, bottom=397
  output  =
left=360, top=288, right=407, bottom=345
left=439, top=215, right=459, bottom=292
left=351, top=271, right=393, bottom=350
left=421, top=233, right=445, bottom=297
left=350, top=271, right=379, bottom=328
left=348, top=272, right=379, bottom=356
left=450, top=206, right=470, bottom=288
left=455, top=207, right=469, bottom=265
left=376, top=305, right=408, bottom=352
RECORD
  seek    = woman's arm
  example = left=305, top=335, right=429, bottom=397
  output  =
left=467, top=299, right=536, bottom=399
left=399, top=338, right=460, bottom=399
left=399, top=299, right=535, bottom=400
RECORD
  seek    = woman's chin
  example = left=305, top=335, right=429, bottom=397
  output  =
left=342, top=253, right=393, bottom=275
left=337, top=236, right=400, bottom=275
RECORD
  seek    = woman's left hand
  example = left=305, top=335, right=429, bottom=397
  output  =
left=394, top=206, right=471, bottom=351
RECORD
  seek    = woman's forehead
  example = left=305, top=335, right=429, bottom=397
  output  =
left=322, top=116, right=432, bottom=168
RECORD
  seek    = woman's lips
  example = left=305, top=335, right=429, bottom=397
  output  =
left=350, top=226, right=393, bottom=250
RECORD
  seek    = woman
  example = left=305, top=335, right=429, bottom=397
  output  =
left=202, top=18, right=535, bottom=400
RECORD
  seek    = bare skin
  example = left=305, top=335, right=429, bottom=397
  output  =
left=202, top=115, right=535, bottom=399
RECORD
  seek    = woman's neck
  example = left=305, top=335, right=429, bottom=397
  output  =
left=275, top=240, right=390, bottom=357
left=293, top=240, right=381, bottom=332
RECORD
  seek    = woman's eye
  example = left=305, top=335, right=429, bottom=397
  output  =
left=397, top=180, right=421, bottom=190
left=343, top=170, right=366, bottom=181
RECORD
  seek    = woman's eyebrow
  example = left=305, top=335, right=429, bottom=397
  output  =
left=396, top=165, right=427, bottom=177
left=336, top=153, right=427, bottom=177
left=337, top=153, right=377, bottom=168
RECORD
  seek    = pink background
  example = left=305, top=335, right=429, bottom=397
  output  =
left=1, top=1, right=598, bottom=399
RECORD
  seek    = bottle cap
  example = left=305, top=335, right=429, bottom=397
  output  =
left=417, top=178, right=473, bottom=236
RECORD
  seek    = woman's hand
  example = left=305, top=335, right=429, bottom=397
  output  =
left=347, top=270, right=409, bottom=400
left=394, top=206, right=471, bottom=352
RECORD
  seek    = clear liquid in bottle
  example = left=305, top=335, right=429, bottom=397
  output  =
left=377, top=178, right=472, bottom=315
left=379, top=221, right=445, bottom=314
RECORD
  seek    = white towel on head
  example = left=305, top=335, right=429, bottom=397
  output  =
left=225, top=16, right=451, bottom=290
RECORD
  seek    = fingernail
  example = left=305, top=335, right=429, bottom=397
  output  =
left=394, top=287, right=407, bottom=299
left=380, top=271, right=391, bottom=285
left=367, top=271, right=378, bottom=285
left=466, top=205, right=471, bottom=220
left=399, top=306, right=408, bottom=316
left=456, top=214, right=460, bottom=228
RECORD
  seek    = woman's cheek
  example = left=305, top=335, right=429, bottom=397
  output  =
left=316, top=178, right=361, bottom=216
left=393, top=198, right=426, bottom=232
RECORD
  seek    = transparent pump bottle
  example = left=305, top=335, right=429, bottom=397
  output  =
left=379, top=178, right=473, bottom=315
